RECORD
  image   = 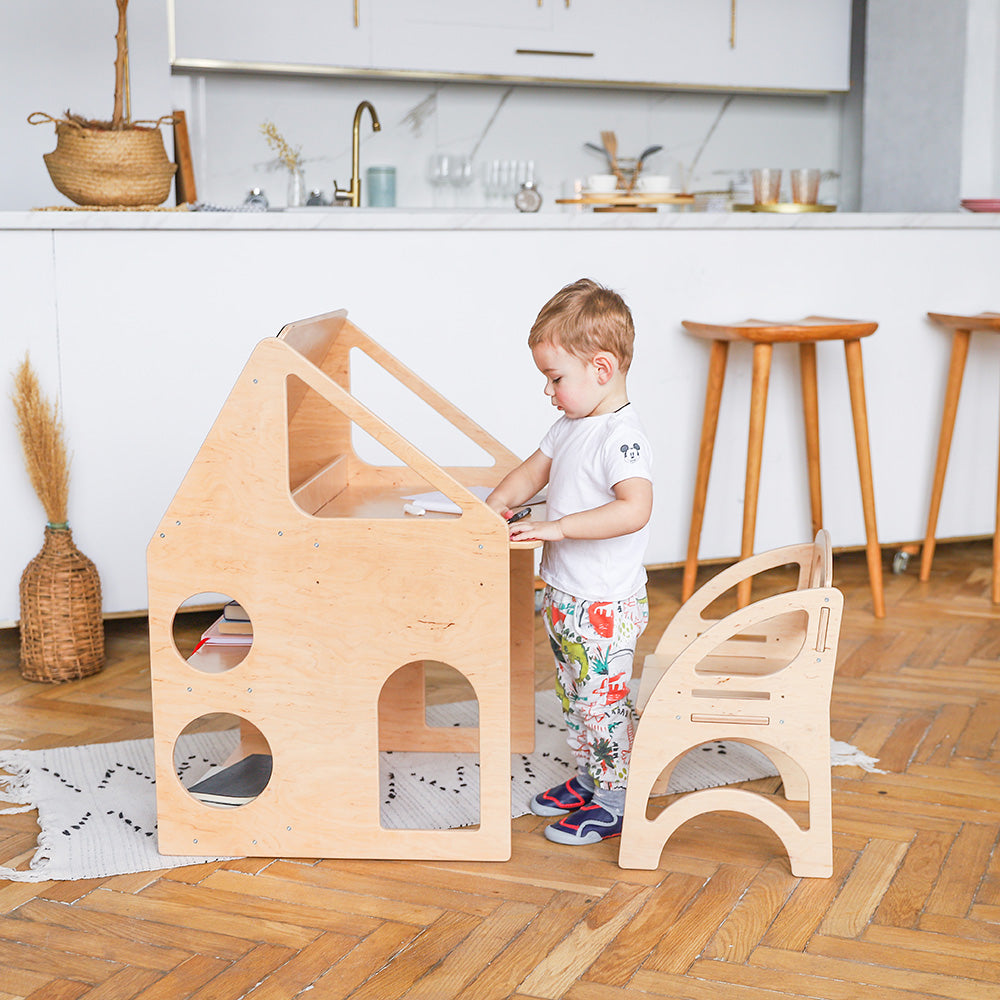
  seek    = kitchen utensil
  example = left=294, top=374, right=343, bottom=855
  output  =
left=628, top=145, right=664, bottom=190
left=600, top=131, right=625, bottom=189
left=584, top=141, right=613, bottom=167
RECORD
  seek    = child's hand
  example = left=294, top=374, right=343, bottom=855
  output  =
left=509, top=518, right=564, bottom=542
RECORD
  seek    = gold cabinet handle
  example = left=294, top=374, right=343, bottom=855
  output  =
left=730, top=0, right=736, bottom=47
left=354, top=0, right=359, bottom=28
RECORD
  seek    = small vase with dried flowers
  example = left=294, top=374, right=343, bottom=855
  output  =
left=260, top=120, right=306, bottom=207
left=12, top=357, right=104, bottom=682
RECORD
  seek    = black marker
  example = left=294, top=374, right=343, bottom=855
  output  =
left=507, top=507, right=531, bottom=525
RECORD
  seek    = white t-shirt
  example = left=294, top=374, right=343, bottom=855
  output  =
left=538, top=404, right=653, bottom=602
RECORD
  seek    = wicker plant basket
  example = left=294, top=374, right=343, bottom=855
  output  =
left=19, top=525, right=105, bottom=683
left=29, top=113, right=176, bottom=207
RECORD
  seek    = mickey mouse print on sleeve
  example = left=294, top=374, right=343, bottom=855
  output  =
left=602, top=416, right=653, bottom=493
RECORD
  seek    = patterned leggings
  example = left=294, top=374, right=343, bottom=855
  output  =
left=542, top=585, right=649, bottom=790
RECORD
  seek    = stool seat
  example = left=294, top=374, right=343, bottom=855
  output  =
left=682, top=316, right=879, bottom=344
left=926, top=311, right=1000, bottom=333
left=682, top=316, right=884, bottom=617
left=920, top=311, right=1000, bottom=600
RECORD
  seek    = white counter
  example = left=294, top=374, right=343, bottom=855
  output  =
left=3, top=209, right=999, bottom=622
left=5, top=208, right=1000, bottom=231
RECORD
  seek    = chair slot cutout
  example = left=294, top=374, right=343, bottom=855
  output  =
left=692, top=688, right=770, bottom=701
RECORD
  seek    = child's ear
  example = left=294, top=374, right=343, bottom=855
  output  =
left=593, top=352, right=616, bottom=384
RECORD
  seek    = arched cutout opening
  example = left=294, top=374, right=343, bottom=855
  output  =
left=377, top=660, right=481, bottom=831
left=691, top=608, right=808, bottom=678
left=173, top=714, right=272, bottom=808
left=172, top=593, right=252, bottom=672
left=642, top=739, right=785, bottom=821
left=700, top=560, right=803, bottom=621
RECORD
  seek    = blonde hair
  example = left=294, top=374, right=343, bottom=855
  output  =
left=528, top=278, right=635, bottom=372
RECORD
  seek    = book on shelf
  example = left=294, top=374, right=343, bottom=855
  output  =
left=217, top=618, right=253, bottom=635
left=222, top=600, right=250, bottom=623
left=187, top=754, right=272, bottom=806
left=200, top=616, right=253, bottom=646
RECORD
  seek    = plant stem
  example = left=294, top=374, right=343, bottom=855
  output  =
left=113, top=0, right=130, bottom=128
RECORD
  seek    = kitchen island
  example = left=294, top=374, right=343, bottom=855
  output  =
left=3, top=209, right=999, bottom=621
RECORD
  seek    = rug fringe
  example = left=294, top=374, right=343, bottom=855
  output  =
left=0, top=750, right=57, bottom=881
left=0, top=751, right=37, bottom=815
left=830, top=739, right=887, bottom=773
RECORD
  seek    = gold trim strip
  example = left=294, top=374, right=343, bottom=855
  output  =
left=168, top=57, right=840, bottom=96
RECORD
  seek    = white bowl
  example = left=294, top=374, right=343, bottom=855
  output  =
left=586, top=174, right=618, bottom=193
left=636, top=175, right=672, bottom=193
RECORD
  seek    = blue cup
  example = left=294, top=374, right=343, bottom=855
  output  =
left=366, top=166, right=396, bottom=207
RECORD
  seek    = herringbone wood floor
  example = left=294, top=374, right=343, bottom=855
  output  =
left=1, top=541, right=999, bottom=999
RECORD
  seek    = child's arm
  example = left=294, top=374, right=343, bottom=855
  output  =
left=509, top=476, right=652, bottom=542
left=486, top=449, right=551, bottom=517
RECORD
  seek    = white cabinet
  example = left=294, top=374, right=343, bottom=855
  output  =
left=171, top=0, right=851, bottom=93
left=172, top=0, right=371, bottom=70
left=619, top=0, right=853, bottom=92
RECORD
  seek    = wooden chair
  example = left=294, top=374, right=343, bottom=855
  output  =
left=919, top=312, right=1000, bottom=601
left=681, top=316, right=884, bottom=617
left=619, top=530, right=843, bottom=878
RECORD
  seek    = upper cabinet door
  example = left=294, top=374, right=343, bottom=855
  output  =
left=171, top=0, right=851, bottom=93
left=370, top=0, right=560, bottom=79
left=172, top=0, right=373, bottom=70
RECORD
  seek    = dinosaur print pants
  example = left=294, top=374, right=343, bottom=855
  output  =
left=542, top=585, right=649, bottom=790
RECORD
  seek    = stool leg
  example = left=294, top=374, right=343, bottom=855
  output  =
left=994, top=395, right=1000, bottom=603
left=919, top=329, right=970, bottom=583
left=844, top=339, right=885, bottom=618
left=683, top=339, right=729, bottom=601
left=738, top=342, right=772, bottom=607
left=799, top=342, right=823, bottom=535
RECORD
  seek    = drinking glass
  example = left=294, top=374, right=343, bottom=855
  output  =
left=790, top=168, right=821, bottom=205
left=751, top=168, right=782, bottom=205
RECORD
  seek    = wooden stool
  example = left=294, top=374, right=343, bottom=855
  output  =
left=920, top=312, right=1000, bottom=601
left=681, top=316, right=885, bottom=618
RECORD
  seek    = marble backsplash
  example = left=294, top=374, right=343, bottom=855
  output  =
left=175, top=71, right=854, bottom=211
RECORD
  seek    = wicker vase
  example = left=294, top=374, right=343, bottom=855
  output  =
left=19, top=525, right=105, bottom=683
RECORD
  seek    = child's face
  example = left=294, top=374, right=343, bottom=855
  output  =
left=531, top=341, right=607, bottom=419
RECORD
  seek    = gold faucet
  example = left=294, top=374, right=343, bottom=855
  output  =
left=333, top=101, right=381, bottom=207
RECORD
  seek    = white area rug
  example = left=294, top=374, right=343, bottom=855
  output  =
left=0, top=690, right=881, bottom=883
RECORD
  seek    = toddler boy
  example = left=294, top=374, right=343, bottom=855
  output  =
left=487, top=278, right=652, bottom=845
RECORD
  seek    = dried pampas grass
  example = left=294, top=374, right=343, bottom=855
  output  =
left=12, top=355, right=70, bottom=526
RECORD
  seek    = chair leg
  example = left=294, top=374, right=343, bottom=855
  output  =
left=844, top=339, right=885, bottom=618
left=920, top=329, right=970, bottom=583
left=799, top=342, right=823, bottom=536
left=738, top=342, right=772, bottom=607
left=683, top=339, right=729, bottom=601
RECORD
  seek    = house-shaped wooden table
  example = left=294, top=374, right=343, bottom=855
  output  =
left=147, top=310, right=538, bottom=861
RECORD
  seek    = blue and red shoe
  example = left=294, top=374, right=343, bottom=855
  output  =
left=544, top=803, right=623, bottom=845
left=529, top=776, right=593, bottom=817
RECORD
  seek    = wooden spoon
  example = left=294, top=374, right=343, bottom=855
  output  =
left=600, top=130, right=625, bottom=189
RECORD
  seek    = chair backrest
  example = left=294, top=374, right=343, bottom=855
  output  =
left=637, top=530, right=836, bottom=714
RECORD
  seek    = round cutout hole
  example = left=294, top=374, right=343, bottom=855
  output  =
left=173, top=713, right=272, bottom=808
left=172, top=593, right=253, bottom=672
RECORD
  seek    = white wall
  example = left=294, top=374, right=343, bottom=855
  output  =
left=1, top=0, right=174, bottom=212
